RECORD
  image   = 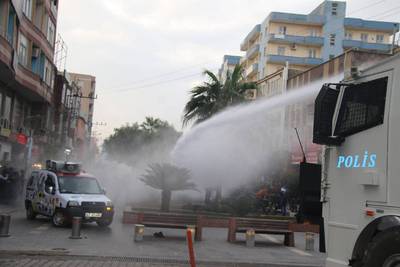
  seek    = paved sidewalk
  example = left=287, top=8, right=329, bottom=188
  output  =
left=0, top=254, right=319, bottom=267
left=0, top=208, right=326, bottom=267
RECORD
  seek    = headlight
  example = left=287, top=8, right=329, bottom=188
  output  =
left=68, top=201, right=80, bottom=207
left=106, top=201, right=113, bottom=207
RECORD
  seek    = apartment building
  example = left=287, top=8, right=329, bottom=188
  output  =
left=218, top=55, right=241, bottom=82
left=68, top=72, right=96, bottom=160
left=0, top=0, right=58, bottom=167
left=54, top=71, right=81, bottom=153
left=241, top=0, right=399, bottom=84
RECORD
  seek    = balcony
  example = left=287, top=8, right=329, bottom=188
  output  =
left=343, top=39, right=392, bottom=52
left=20, top=15, right=54, bottom=61
left=268, top=12, right=325, bottom=26
left=223, top=55, right=241, bottom=65
left=246, top=44, right=260, bottom=60
left=268, top=33, right=324, bottom=46
left=0, top=34, right=13, bottom=70
left=344, top=18, right=399, bottom=33
left=266, top=54, right=323, bottom=66
left=246, top=63, right=259, bottom=77
left=241, top=24, right=261, bottom=51
left=15, top=64, right=53, bottom=103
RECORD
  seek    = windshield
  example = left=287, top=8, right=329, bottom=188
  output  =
left=57, top=176, right=102, bottom=194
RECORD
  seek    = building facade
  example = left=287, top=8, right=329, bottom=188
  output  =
left=54, top=71, right=81, bottom=153
left=68, top=72, right=96, bottom=161
left=218, top=55, right=241, bottom=82
left=0, top=0, right=58, bottom=169
left=240, top=0, right=399, bottom=82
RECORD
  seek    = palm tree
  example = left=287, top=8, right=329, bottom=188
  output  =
left=140, top=163, right=197, bottom=211
left=182, top=64, right=257, bottom=126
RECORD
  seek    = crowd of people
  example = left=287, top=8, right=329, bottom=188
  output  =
left=255, top=180, right=297, bottom=216
left=0, top=164, right=25, bottom=204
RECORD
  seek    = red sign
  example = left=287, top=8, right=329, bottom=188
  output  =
left=16, top=133, right=28, bottom=145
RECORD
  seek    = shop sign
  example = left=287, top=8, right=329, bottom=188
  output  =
left=0, top=128, right=11, bottom=138
left=16, top=133, right=28, bottom=145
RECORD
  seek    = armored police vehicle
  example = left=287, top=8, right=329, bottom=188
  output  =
left=313, top=53, right=400, bottom=267
left=25, top=160, right=114, bottom=227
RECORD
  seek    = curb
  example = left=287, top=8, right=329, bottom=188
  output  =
left=0, top=250, right=324, bottom=267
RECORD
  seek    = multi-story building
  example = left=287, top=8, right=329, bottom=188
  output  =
left=54, top=71, right=81, bottom=154
left=218, top=55, right=241, bottom=82
left=241, top=0, right=399, bottom=84
left=68, top=72, right=96, bottom=160
left=0, top=0, right=58, bottom=168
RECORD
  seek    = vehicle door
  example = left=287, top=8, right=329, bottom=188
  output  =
left=35, top=172, right=47, bottom=214
left=42, top=172, right=58, bottom=216
left=25, top=171, right=38, bottom=203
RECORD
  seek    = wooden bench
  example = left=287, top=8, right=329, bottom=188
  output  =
left=227, top=217, right=295, bottom=247
left=135, top=212, right=204, bottom=241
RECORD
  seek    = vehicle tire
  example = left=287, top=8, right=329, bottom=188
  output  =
left=97, top=218, right=112, bottom=227
left=26, top=204, right=36, bottom=220
left=52, top=210, right=67, bottom=227
left=362, top=227, right=400, bottom=267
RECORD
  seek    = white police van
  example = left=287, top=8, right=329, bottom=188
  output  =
left=25, top=160, right=114, bottom=227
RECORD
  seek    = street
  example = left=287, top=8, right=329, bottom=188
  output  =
left=0, top=207, right=325, bottom=267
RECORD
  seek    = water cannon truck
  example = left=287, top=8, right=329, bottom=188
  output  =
left=313, top=53, right=400, bottom=267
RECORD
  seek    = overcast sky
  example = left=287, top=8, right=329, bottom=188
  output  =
left=57, top=0, right=400, bottom=142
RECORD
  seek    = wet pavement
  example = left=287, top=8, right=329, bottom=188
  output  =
left=0, top=207, right=326, bottom=266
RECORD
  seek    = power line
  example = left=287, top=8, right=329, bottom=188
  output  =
left=105, top=69, right=218, bottom=93
left=367, top=5, right=400, bottom=20
left=102, top=59, right=219, bottom=91
left=347, top=0, right=386, bottom=16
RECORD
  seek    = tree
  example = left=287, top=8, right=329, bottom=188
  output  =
left=102, top=117, right=180, bottom=163
left=140, top=163, right=197, bottom=211
left=182, top=64, right=257, bottom=126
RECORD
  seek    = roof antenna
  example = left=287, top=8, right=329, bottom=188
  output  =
left=294, top=128, right=307, bottom=163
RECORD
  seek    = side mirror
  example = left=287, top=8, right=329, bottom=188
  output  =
left=101, top=188, right=106, bottom=194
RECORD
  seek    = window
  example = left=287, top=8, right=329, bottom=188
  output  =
left=51, top=0, right=58, bottom=16
left=376, top=34, right=384, bottom=43
left=27, top=174, right=36, bottom=187
left=361, top=33, right=368, bottom=42
left=47, top=18, right=55, bottom=46
left=277, top=46, right=285, bottom=56
left=345, top=31, right=352, bottom=40
left=332, top=3, right=338, bottom=15
left=23, top=0, right=32, bottom=20
left=334, top=77, right=388, bottom=137
left=3, top=95, right=12, bottom=122
left=44, top=175, right=55, bottom=194
left=308, top=48, right=317, bottom=58
left=330, top=34, right=336, bottom=46
left=309, top=28, right=318, bottom=37
left=18, top=33, right=28, bottom=66
left=0, top=2, right=6, bottom=36
left=278, top=26, right=287, bottom=35
left=58, top=176, right=102, bottom=194
left=43, top=58, right=53, bottom=87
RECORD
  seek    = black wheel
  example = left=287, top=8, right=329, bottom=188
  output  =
left=26, top=204, right=36, bottom=220
left=362, top=227, right=400, bottom=267
left=97, top=218, right=112, bottom=227
left=52, top=210, right=67, bottom=227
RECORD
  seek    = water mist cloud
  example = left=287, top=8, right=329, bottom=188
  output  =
left=172, top=75, right=342, bottom=192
